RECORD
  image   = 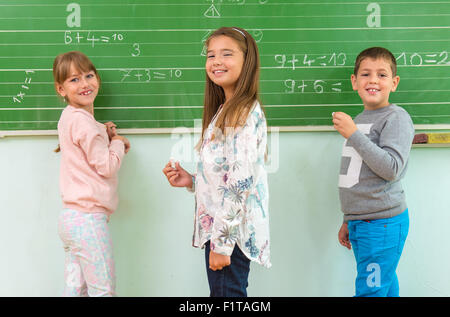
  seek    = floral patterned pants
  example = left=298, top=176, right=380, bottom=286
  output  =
left=58, top=209, right=115, bottom=296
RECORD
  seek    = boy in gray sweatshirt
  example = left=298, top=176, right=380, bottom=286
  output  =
left=333, top=47, right=414, bottom=297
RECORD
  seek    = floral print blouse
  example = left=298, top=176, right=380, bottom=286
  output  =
left=192, top=101, right=271, bottom=268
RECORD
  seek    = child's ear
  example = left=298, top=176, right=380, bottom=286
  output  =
left=350, top=74, right=358, bottom=91
left=391, top=75, right=400, bottom=92
left=55, top=83, right=66, bottom=97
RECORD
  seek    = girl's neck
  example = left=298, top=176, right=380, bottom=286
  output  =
left=71, top=103, right=94, bottom=115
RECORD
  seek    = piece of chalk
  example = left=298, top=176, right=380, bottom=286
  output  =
left=169, top=157, right=176, bottom=169
left=332, top=112, right=335, bottom=117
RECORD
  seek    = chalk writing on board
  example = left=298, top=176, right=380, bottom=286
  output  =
left=64, top=31, right=141, bottom=57
left=283, top=79, right=343, bottom=94
left=396, top=51, right=450, bottom=66
left=200, top=29, right=263, bottom=56
left=205, top=0, right=245, bottom=5
left=119, top=69, right=183, bottom=83
left=275, top=53, right=347, bottom=69
left=204, top=4, right=220, bottom=18
left=200, top=29, right=213, bottom=56
left=252, top=30, right=263, bottom=43
left=203, top=0, right=264, bottom=18
left=131, top=43, right=141, bottom=57
left=12, top=71, right=35, bottom=103
left=64, top=31, right=125, bottom=46
left=2, top=0, right=450, bottom=133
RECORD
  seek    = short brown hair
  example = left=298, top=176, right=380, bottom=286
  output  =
left=354, top=47, right=397, bottom=76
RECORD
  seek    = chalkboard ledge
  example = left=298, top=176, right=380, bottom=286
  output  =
left=0, top=126, right=336, bottom=137
left=1, top=124, right=450, bottom=138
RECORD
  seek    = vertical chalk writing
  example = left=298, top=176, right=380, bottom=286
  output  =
left=12, top=71, right=35, bottom=103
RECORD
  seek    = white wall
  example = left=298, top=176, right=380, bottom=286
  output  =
left=1, top=132, right=449, bottom=296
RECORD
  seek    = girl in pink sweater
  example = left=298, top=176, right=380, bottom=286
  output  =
left=54, top=51, right=130, bottom=296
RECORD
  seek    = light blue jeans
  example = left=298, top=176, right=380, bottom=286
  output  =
left=348, top=209, right=409, bottom=297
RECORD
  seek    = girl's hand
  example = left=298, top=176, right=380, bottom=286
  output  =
left=338, top=223, right=352, bottom=250
left=104, top=121, right=117, bottom=140
left=112, top=135, right=131, bottom=154
left=332, top=112, right=358, bottom=139
left=121, top=136, right=131, bottom=154
left=162, top=161, right=193, bottom=188
left=209, top=250, right=231, bottom=271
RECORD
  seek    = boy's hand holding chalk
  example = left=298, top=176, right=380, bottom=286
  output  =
left=332, top=111, right=358, bottom=139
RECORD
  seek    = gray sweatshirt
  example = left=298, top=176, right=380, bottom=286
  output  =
left=339, top=104, right=414, bottom=222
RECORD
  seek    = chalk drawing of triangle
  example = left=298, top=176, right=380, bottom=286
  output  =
left=204, top=4, right=220, bottom=18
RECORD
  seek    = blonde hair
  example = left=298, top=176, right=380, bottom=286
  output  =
left=52, top=51, right=100, bottom=152
left=200, top=27, right=262, bottom=144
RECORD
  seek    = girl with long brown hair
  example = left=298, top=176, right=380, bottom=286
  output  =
left=163, top=27, right=270, bottom=297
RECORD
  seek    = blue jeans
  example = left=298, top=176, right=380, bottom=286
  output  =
left=204, top=241, right=250, bottom=297
left=348, top=209, right=409, bottom=297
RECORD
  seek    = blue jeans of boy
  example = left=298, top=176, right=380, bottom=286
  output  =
left=204, top=241, right=250, bottom=297
left=348, top=209, right=409, bottom=297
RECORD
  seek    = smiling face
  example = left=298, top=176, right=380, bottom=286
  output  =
left=205, top=35, right=245, bottom=101
left=351, top=57, right=400, bottom=110
left=56, top=63, right=99, bottom=110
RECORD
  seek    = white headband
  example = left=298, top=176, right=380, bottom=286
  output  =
left=232, top=28, right=246, bottom=37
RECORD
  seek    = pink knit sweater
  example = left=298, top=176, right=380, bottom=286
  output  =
left=57, top=105, right=125, bottom=214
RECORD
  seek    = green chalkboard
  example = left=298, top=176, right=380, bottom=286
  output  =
left=1, top=0, right=450, bottom=133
